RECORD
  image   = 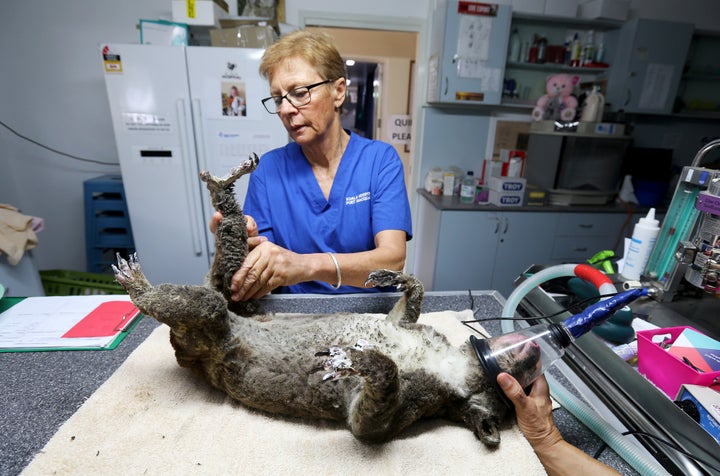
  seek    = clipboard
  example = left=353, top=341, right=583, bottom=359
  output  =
left=0, top=296, right=143, bottom=352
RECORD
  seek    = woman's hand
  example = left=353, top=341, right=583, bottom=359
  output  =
left=229, top=241, right=305, bottom=301
left=497, top=372, right=620, bottom=476
left=497, top=373, right=562, bottom=452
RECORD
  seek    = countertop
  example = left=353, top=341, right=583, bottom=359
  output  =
left=417, top=188, right=664, bottom=214
left=2, top=291, right=638, bottom=475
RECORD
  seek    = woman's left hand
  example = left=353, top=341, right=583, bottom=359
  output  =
left=229, top=240, right=302, bottom=301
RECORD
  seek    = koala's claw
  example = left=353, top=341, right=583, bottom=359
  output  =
left=112, top=252, right=141, bottom=284
left=313, top=340, right=373, bottom=381
left=364, top=269, right=408, bottom=291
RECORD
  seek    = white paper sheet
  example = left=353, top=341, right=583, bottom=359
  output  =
left=0, top=295, right=134, bottom=349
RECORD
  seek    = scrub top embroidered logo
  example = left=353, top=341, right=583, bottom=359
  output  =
left=345, top=192, right=371, bottom=206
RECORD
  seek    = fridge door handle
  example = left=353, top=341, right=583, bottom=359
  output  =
left=176, top=99, right=204, bottom=257
left=191, top=99, right=209, bottom=173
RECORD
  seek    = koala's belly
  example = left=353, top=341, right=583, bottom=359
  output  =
left=226, top=313, right=473, bottom=392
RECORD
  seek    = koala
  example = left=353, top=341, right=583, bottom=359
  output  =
left=113, top=154, right=536, bottom=447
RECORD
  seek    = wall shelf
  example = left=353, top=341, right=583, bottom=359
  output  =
left=506, top=61, right=608, bottom=74
left=512, top=12, right=623, bottom=30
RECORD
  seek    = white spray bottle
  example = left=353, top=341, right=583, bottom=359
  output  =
left=621, top=208, right=660, bottom=281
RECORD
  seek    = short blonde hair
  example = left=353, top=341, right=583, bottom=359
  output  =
left=259, top=30, right=347, bottom=82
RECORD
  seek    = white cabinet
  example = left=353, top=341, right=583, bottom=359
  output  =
left=549, top=213, right=627, bottom=264
left=413, top=192, right=664, bottom=297
left=427, top=1, right=512, bottom=105
left=425, top=209, right=556, bottom=297
left=605, top=18, right=694, bottom=115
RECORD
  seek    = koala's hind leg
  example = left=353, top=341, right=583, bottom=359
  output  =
left=365, top=269, right=424, bottom=324
left=113, top=253, right=228, bottom=332
left=316, top=345, right=403, bottom=442
left=200, top=154, right=258, bottom=310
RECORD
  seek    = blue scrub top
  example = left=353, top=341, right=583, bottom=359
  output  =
left=244, top=132, right=412, bottom=294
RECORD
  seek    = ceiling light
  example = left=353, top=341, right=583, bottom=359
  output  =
left=345, top=59, right=356, bottom=66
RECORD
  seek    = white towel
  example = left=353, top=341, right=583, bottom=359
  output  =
left=0, top=204, right=38, bottom=265
left=22, top=310, right=547, bottom=475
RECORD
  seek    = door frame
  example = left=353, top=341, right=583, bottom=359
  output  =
left=298, top=11, right=428, bottom=275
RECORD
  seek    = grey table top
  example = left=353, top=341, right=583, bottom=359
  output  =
left=0, top=291, right=636, bottom=475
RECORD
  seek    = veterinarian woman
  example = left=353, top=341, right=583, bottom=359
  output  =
left=498, top=373, right=620, bottom=476
left=212, top=29, right=412, bottom=301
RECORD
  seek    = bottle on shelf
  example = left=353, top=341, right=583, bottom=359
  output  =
left=570, top=32, right=582, bottom=67
left=595, top=32, right=605, bottom=63
left=460, top=171, right=476, bottom=203
left=537, top=36, right=548, bottom=64
left=509, top=28, right=521, bottom=62
left=583, top=30, right=596, bottom=66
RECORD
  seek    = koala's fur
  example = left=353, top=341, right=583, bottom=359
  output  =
left=113, top=155, right=533, bottom=447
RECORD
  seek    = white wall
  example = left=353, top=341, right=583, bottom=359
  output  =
left=0, top=0, right=718, bottom=274
left=0, top=0, right=169, bottom=271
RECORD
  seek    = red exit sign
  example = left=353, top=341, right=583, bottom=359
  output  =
left=458, top=2, right=498, bottom=15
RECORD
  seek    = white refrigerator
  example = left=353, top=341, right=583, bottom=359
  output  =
left=100, top=44, right=287, bottom=285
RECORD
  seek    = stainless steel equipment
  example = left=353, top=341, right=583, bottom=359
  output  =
left=643, top=139, right=720, bottom=301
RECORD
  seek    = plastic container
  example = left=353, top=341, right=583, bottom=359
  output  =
left=621, top=208, right=660, bottom=280
left=40, top=270, right=126, bottom=296
left=637, top=326, right=720, bottom=398
left=508, top=28, right=521, bottom=62
left=460, top=171, right=476, bottom=203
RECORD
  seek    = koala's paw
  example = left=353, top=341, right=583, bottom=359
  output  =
left=112, top=253, right=149, bottom=290
left=313, top=339, right=373, bottom=381
left=365, top=269, right=417, bottom=292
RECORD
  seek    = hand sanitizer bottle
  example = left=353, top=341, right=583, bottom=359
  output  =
left=621, top=208, right=661, bottom=281
left=460, top=171, right=476, bottom=203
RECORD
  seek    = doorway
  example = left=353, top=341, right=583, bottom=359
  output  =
left=305, top=26, right=418, bottom=187
left=342, top=61, right=380, bottom=139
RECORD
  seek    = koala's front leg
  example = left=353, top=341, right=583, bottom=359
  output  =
left=365, top=269, right=424, bottom=324
left=113, top=253, right=228, bottom=331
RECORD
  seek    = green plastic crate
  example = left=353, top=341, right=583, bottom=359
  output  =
left=40, top=270, right=126, bottom=296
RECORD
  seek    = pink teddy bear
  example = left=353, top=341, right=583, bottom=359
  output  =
left=532, top=74, right=579, bottom=122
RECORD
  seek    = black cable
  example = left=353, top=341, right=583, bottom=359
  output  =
left=593, top=443, right=609, bottom=459
left=0, top=119, right=119, bottom=166
left=467, top=292, right=619, bottom=324
left=622, top=430, right=720, bottom=473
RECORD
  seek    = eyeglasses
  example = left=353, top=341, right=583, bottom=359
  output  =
left=261, top=79, right=334, bottom=114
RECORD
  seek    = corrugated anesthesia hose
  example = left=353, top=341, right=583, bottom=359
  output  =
left=500, top=263, right=669, bottom=475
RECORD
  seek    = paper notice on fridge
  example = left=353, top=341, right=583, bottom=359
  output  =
left=458, top=60, right=501, bottom=90
left=638, top=63, right=675, bottom=110
left=456, top=14, right=491, bottom=61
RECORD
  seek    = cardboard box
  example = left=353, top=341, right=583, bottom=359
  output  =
left=489, top=190, right=524, bottom=206
left=489, top=176, right=526, bottom=193
left=544, top=0, right=578, bottom=17
left=139, top=19, right=188, bottom=46
left=172, top=0, right=229, bottom=27
left=480, top=159, right=503, bottom=186
left=525, top=185, right=548, bottom=206
left=578, top=0, right=629, bottom=20
left=675, top=385, right=720, bottom=444
left=210, top=25, right=277, bottom=48
left=499, top=149, right=526, bottom=177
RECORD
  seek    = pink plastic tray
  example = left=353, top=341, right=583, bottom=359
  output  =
left=637, top=326, right=720, bottom=398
